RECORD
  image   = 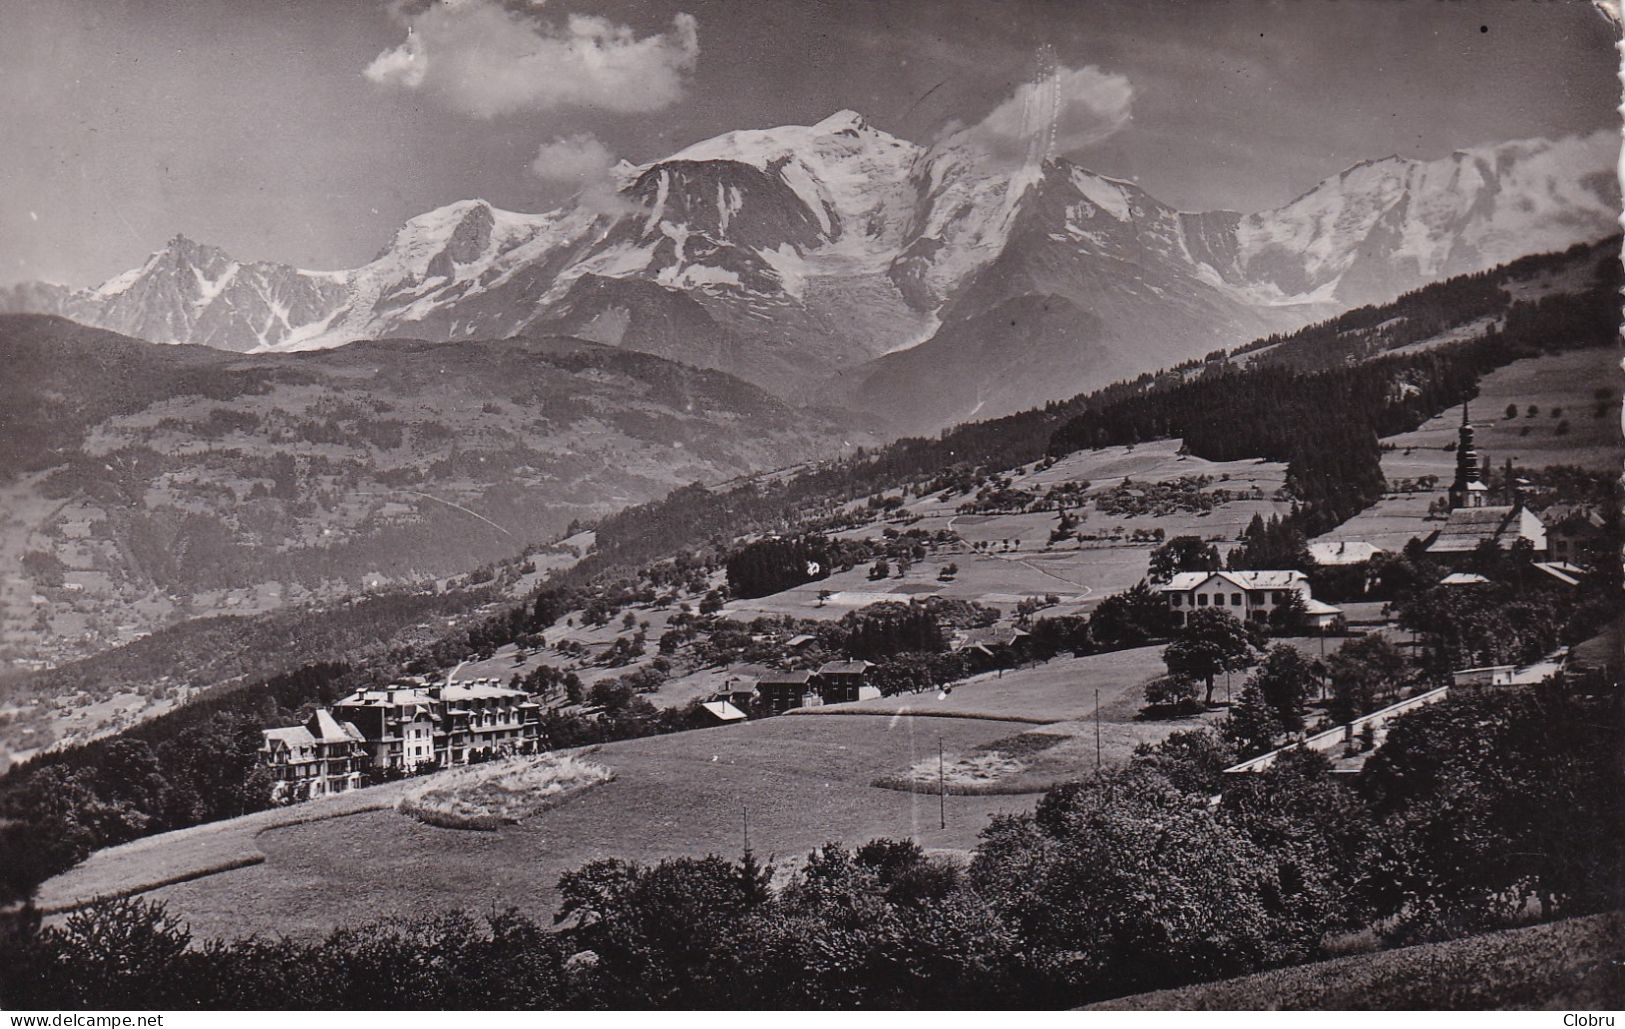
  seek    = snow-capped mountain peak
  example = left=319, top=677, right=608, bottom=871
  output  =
left=1205, top=128, right=1620, bottom=306
left=812, top=109, right=869, bottom=134
left=2, top=122, right=1615, bottom=403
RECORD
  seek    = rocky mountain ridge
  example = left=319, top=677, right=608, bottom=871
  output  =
left=3, top=115, right=1615, bottom=428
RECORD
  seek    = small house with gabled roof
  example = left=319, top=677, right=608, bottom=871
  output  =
left=1542, top=504, right=1607, bottom=565
left=756, top=670, right=817, bottom=715
left=814, top=660, right=874, bottom=703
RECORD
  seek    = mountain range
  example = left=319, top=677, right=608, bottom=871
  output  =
left=3, top=112, right=1616, bottom=433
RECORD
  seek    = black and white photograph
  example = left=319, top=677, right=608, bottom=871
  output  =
left=0, top=0, right=1621, bottom=1014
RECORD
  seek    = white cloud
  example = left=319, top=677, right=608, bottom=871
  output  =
left=528, top=132, right=641, bottom=216
left=943, top=64, right=1133, bottom=169
left=365, top=1, right=700, bottom=119
left=529, top=132, right=617, bottom=182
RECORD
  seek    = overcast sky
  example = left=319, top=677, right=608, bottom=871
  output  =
left=2, top=0, right=1618, bottom=287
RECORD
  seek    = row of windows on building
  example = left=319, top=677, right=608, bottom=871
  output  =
left=1168, top=589, right=1292, bottom=608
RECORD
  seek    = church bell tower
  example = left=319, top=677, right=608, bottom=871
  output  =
left=1447, top=402, right=1488, bottom=510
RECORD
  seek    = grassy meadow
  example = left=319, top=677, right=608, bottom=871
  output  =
left=118, top=714, right=1039, bottom=940
left=1090, top=911, right=1625, bottom=1010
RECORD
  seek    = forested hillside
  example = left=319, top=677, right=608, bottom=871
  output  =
left=0, top=317, right=859, bottom=670
left=1047, top=273, right=1617, bottom=531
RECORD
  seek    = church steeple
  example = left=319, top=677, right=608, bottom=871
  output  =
left=1448, top=402, right=1488, bottom=509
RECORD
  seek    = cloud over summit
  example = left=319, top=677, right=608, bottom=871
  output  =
left=365, top=0, right=700, bottom=118
left=529, top=132, right=618, bottom=183
left=943, top=63, right=1133, bottom=170
left=528, top=131, right=643, bottom=215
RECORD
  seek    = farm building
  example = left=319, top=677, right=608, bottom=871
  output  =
left=952, top=625, right=1030, bottom=659
left=756, top=671, right=818, bottom=714
left=814, top=660, right=874, bottom=703
left=697, top=700, right=748, bottom=724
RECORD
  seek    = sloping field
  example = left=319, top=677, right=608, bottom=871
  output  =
left=94, top=714, right=1037, bottom=941
left=799, top=647, right=1222, bottom=795
left=33, top=777, right=425, bottom=914
left=797, top=646, right=1169, bottom=723
left=727, top=440, right=1292, bottom=624
left=721, top=547, right=1122, bottom=621
left=1089, top=911, right=1624, bottom=1010
left=1384, top=348, right=1621, bottom=474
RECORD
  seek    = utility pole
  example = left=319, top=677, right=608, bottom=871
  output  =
left=1094, top=688, right=1102, bottom=769
left=938, top=736, right=946, bottom=830
left=742, top=804, right=750, bottom=857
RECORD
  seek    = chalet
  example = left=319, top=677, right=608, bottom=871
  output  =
left=1542, top=505, right=1607, bottom=565
left=260, top=709, right=367, bottom=802
left=814, top=660, right=873, bottom=703
left=716, top=678, right=760, bottom=711
left=1157, top=570, right=1342, bottom=629
left=756, top=671, right=817, bottom=714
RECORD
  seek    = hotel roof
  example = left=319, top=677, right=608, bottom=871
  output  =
left=1159, top=570, right=1308, bottom=592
